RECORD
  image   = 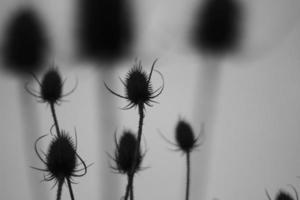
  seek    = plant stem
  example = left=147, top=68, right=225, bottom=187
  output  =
left=50, top=103, right=61, bottom=137
left=56, top=179, right=64, bottom=200
left=185, top=152, right=191, bottom=200
left=130, top=182, right=134, bottom=200
left=67, top=178, right=75, bottom=200
left=124, top=103, right=144, bottom=200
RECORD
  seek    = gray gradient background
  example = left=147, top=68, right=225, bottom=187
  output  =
left=0, top=0, right=300, bottom=200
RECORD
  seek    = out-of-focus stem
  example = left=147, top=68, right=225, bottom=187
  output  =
left=19, top=79, right=50, bottom=200
left=191, top=58, right=221, bottom=200
left=98, top=66, right=121, bottom=200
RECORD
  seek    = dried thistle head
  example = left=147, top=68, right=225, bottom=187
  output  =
left=159, top=119, right=204, bottom=154
left=110, top=130, right=143, bottom=175
left=104, top=59, right=164, bottom=109
left=26, top=66, right=77, bottom=105
left=175, top=120, right=197, bottom=153
left=40, top=68, right=63, bottom=104
left=175, top=120, right=203, bottom=153
left=33, top=131, right=87, bottom=184
left=266, top=185, right=299, bottom=200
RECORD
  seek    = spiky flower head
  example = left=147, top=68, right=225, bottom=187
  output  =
left=104, top=59, right=164, bottom=109
left=33, top=131, right=87, bottom=183
left=276, top=192, right=294, bottom=200
left=26, top=66, right=77, bottom=105
left=46, top=133, right=77, bottom=179
left=112, top=131, right=143, bottom=175
left=266, top=185, right=299, bottom=200
left=175, top=120, right=198, bottom=153
left=40, top=68, right=63, bottom=104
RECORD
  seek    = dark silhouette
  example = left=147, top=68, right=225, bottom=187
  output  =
left=109, top=130, right=144, bottom=200
left=266, top=185, right=299, bottom=200
left=160, top=119, right=204, bottom=200
left=76, top=0, right=134, bottom=63
left=192, top=0, right=242, bottom=55
left=2, top=6, right=49, bottom=75
left=105, top=59, right=163, bottom=200
left=33, top=131, right=87, bottom=200
left=112, top=131, right=143, bottom=174
left=26, top=67, right=77, bottom=137
left=104, top=59, right=164, bottom=109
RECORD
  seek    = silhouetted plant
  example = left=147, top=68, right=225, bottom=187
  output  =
left=160, top=119, right=204, bottom=200
left=105, top=59, right=163, bottom=200
left=26, top=66, right=87, bottom=200
left=108, top=130, right=144, bottom=200
left=266, top=185, right=299, bottom=200
left=26, top=67, right=77, bottom=136
left=33, top=131, right=87, bottom=200
left=2, top=6, right=49, bottom=75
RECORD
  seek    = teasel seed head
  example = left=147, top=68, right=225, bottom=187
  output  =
left=33, top=131, right=87, bottom=184
left=266, top=185, right=299, bottom=200
left=40, top=68, right=63, bottom=104
left=104, top=59, right=164, bottom=109
left=175, top=120, right=198, bottom=153
left=26, top=66, right=77, bottom=105
left=111, top=131, right=143, bottom=175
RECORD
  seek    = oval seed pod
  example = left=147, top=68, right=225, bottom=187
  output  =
left=125, top=63, right=153, bottom=106
left=192, top=0, right=242, bottom=55
left=2, top=7, right=49, bottom=75
left=46, top=133, right=77, bottom=179
left=175, top=120, right=197, bottom=153
left=114, top=131, right=142, bottom=174
left=33, top=131, right=87, bottom=199
left=276, top=192, right=294, bottom=200
left=105, top=59, right=164, bottom=109
left=266, top=185, right=299, bottom=200
left=77, top=0, right=134, bottom=63
left=40, top=68, right=63, bottom=104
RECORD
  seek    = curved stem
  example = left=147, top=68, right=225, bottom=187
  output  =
left=185, top=152, right=191, bottom=200
left=50, top=103, right=61, bottom=136
left=124, top=103, right=144, bottom=200
left=67, top=178, right=75, bottom=200
left=56, top=179, right=64, bottom=200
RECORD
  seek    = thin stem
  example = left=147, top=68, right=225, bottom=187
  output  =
left=130, top=183, right=134, bottom=200
left=125, top=174, right=134, bottom=200
left=56, top=179, right=64, bottom=200
left=50, top=103, right=61, bottom=137
left=124, top=103, right=144, bottom=200
left=67, top=178, right=75, bottom=200
left=185, top=152, right=191, bottom=200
